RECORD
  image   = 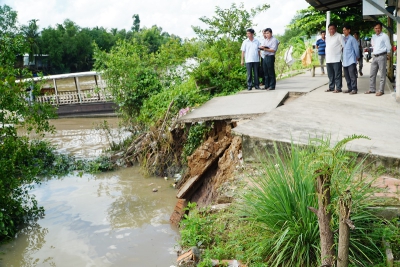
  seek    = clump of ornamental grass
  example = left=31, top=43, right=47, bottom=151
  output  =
left=238, top=137, right=390, bottom=266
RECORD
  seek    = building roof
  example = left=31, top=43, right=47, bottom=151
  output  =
left=305, top=0, right=361, bottom=11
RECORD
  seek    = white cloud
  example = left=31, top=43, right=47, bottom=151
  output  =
left=3, top=0, right=310, bottom=38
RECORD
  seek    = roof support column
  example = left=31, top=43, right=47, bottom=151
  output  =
left=326, top=11, right=331, bottom=31
left=397, top=18, right=400, bottom=101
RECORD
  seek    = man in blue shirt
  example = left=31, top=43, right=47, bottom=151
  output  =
left=241, top=28, right=261, bottom=90
left=315, top=31, right=326, bottom=74
left=342, top=24, right=359, bottom=94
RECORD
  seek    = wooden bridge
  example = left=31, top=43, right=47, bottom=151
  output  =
left=22, top=71, right=116, bottom=117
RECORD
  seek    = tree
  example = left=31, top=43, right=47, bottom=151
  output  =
left=21, top=19, right=41, bottom=63
left=0, top=4, right=55, bottom=241
left=0, top=5, right=18, bottom=36
left=289, top=5, right=374, bottom=37
left=93, top=40, right=162, bottom=121
left=132, top=14, right=140, bottom=32
left=192, top=2, right=269, bottom=43
left=134, top=25, right=178, bottom=53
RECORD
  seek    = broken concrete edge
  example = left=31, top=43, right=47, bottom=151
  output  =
left=177, top=113, right=265, bottom=124
left=177, top=175, right=199, bottom=199
left=177, top=90, right=289, bottom=124
left=232, top=133, right=400, bottom=172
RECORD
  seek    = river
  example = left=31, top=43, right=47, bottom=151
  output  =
left=0, top=118, right=179, bottom=267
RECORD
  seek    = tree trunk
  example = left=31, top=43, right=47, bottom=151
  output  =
left=337, top=190, right=354, bottom=267
left=316, top=173, right=335, bottom=267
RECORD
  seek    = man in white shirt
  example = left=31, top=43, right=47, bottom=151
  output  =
left=325, top=23, right=343, bottom=93
left=365, top=22, right=392, bottom=96
left=241, top=28, right=261, bottom=90
left=259, top=28, right=279, bottom=90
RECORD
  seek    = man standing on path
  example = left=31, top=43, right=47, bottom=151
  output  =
left=241, top=28, right=260, bottom=90
left=366, top=22, right=391, bottom=96
left=325, top=23, right=343, bottom=93
left=316, top=30, right=326, bottom=74
left=353, top=32, right=363, bottom=76
left=342, top=24, right=360, bottom=94
left=259, top=28, right=279, bottom=90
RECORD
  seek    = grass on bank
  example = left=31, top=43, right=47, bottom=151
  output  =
left=179, top=137, right=400, bottom=266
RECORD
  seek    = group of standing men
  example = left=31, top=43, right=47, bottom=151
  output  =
left=317, top=22, right=391, bottom=96
left=240, top=28, right=279, bottom=91
left=240, top=22, right=392, bottom=96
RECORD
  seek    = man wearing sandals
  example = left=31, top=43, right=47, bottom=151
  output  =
left=325, top=23, right=343, bottom=93
left=342, top=24, right=359, bottom=94
left=366, top=22, right=391, bottom=96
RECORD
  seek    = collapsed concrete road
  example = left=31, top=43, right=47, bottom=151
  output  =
left=233, top=63, right=400, bottom=169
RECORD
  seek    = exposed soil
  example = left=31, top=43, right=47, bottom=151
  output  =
left=176, top=121, right=243, bottom=208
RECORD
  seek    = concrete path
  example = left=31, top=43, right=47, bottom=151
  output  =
left=179, top=69, right=329, bottom=123
left=233, top=62, right=400, bottom=163
left=240, top=71, right=329, bottom=95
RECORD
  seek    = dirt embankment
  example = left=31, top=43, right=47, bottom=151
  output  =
left=170, top=120, right=244, bottom=225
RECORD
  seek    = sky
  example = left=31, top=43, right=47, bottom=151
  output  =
left=2, top=0, right=310, bottom=38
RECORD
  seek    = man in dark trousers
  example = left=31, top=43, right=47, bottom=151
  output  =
left=342, top=24, right=359, bottom=94
left=240, top=28, right=260, bottom=90
left=325, top=23, right=343, bottom=93
left=353, top=32, right=363, bottom=76
left=259, top=28, right=279, bottom=90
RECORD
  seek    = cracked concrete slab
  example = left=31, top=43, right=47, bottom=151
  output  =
left=178, top=90, right=289, bottom=123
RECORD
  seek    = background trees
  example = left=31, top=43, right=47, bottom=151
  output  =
left=288, top=5, right=376, bottom=37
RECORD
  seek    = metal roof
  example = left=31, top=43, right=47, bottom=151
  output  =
left=305, top=0, right=361, bottom=11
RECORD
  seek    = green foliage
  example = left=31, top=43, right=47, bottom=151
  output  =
left=179, top=203, right=270, bottom=265
left=182, top=123, right=210, bottom=161
left=240, top=144, right=320, bottom=266
left=0, top=137, right=45, bottom=241
left=0, top=5, right=18, bottom=36
left=192, top=3, right=269, bottom=42
left=383, top=219, right=400, bottom=260
left=0, top=7, right=60, bottom=242
left=20, top=19, right=40, bottom=63
left=131, top=14, right=140, bottom=32
left=94, top=39, right=161, bottom=121
left=138, top=77, right=209, bottom=125
left=190, top=38, right=247, bottom=94
left=289, top=6, right=374, bottom=37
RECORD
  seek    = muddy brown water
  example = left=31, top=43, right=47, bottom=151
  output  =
left=0, top=118, right=179, bottom=267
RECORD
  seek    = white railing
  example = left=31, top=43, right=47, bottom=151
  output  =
left=16, top=71, right=113, bottom=106
left=36, top=88, right=112, bottom=105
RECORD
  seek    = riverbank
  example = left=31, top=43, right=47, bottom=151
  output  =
left=172, top=61, right=400, bottom=266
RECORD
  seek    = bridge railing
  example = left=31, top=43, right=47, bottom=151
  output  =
left=18, top=71, right=113, bottom=106
left=36, top=88, right=112, bottom=105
